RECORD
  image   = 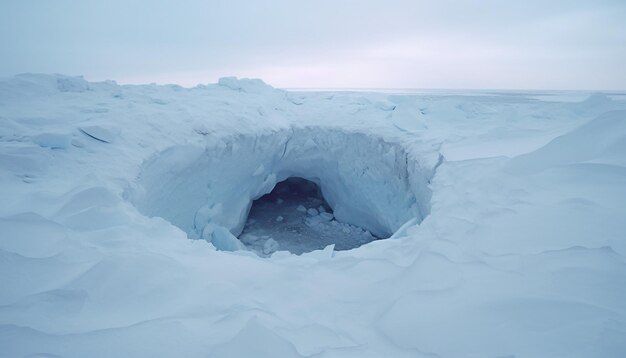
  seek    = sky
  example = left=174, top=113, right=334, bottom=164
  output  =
left=1, top=0, right=625, bottom=89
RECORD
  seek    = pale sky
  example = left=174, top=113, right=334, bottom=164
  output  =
left=1, top=0, right=625, bottom=89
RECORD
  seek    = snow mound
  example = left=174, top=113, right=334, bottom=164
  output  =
left=507, top=110, right=626, bottom=173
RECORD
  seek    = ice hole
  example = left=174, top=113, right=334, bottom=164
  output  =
left=239, top=177, right=381, bottom=255
left=129, top=128, right=435, bottom=257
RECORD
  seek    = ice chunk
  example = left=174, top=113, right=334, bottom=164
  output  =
left=32, top=133, right=71, bottom=149
left=296, top=205, right=306, bottom=213
left=307, top=208, right=319, bottom=216
left=263, top=238, right=279, bottom=255
left=319, top=212, right=333, bottom=221
left=275, top=215, right=284, bottom=222
left=217, top=77, right=273, bottom=94
left=239, top=233, right=260, bottom=244
left=304, top=216, right=321, bottom=228
left=204, top=225, right=245, bottom=252
left=56, top=75, right=90, bottom=92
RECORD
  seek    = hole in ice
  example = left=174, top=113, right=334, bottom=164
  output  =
left=239, top=177, right=381, bottom=256
left=128, top=128, right=434, bottom=258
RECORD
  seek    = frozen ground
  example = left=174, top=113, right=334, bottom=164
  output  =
left=1, top=74, right=626, bottom=357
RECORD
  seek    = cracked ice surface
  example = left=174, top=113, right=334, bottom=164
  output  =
left=1, top=74, right=626, bottom=357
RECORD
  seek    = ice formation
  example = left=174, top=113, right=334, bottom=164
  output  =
left=1, top=74, right=626, bottom=357
left=128, top=127, right=432, bottom=253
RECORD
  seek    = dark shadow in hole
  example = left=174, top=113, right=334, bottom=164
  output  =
left=239, top=177, right=382, bottom=256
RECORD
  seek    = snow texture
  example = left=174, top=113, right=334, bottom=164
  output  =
left=1, top=73, right=626, bottom=357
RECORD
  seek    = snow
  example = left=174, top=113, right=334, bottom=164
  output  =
left=506, top=110, right=626, bottom=173
left=1, top=73, right=626, bottom=357
left=32, top=133, right=72, bottom=149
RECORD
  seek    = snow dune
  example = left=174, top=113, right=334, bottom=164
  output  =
left=1, top=74, right=625, bottom=357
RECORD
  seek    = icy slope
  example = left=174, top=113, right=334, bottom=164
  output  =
left=1, top=74, right=626, bottom=357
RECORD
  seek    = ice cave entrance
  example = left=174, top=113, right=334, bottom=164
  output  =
left=239, top=177, right=381, bottom=256
left=130, top=128, right=433, bottom=258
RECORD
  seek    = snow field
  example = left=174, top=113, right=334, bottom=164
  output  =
left=1, top=74, right=625, bottom=357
